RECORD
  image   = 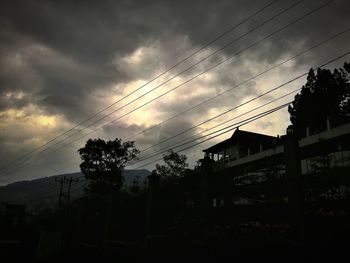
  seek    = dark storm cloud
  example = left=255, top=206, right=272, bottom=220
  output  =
left=1, top=0, right=349, bottom=184
left=1, top=0, right=349, bottom=117
left=0, top=0, right=156, bottom=121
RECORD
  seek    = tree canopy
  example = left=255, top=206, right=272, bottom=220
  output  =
left=155, top=150, right=188, bottom=180
left=78, top=138, right=139, bottom=193
left=288, top=62, right=350, bottom=137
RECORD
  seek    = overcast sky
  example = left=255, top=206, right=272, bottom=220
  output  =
left=0, top=0, right=349, bottom=184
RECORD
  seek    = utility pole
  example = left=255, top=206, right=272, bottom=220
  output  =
left=55, top=176, right=67, bottom=207
left=55, top=176, right=79, bottom=207
left=284, top=134, right=304, bottom=240
left=145, top=170, right=161, bottom=246
left=66, top=177, right=79, bottom=205
left=199, top=155, right=214, bottom=244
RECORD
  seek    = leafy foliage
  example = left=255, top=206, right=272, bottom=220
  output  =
left=155, top=150, right=188, bottom=179
left=288, top=62, right=350, bottom=137
left=78, top=138, right=139, bottom=193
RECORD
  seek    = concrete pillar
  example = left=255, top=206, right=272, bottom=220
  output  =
left=284, top=135, right=304, bottom=240
left=199, top=156, right=214, bottom=243
left=222, top=171, right=233, bottom=233
left=145, top=170, right=161, bottom=244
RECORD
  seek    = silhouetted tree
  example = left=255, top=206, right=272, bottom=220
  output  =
left=78, top=138, right=139, bottom=194
left=288, top=62, right=350, bottom=137
left=155, top=150, right=188, bottom=181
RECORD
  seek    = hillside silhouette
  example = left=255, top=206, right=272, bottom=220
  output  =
left=0, top=169, right=150, bottom=211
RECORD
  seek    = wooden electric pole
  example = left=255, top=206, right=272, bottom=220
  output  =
left=55, top=176, right=79, bottom=207
left=55, top=176, right=67, bottom=207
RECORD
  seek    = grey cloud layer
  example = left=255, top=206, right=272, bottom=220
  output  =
left=2, top=0, right=349, bottom=115
left=0, top=0, right=349, bottom=183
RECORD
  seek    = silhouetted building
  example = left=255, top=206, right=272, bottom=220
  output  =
left=201, top=119, right=350, bottom=239
left=203, top=128, right=279, bottom=169
left=203, top=120, right=350, bottom=175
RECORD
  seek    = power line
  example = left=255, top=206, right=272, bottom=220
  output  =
left=131, top=102, right=291, bottom=170
left=49, top=161, right=82, bottom=176
left=126, top=47, right=350, bottom=167
left=2, top=89, right=296, bottom=201
left=1, top=91, right=297, bottom=202
left=1, top=91, right=297, bottom=203
left=125, top=27, right=350, bottom=141
left=133, top=103, right=291, bottom=167
left=3, top=0, right=304, bottom=172
left=128, top=48, right=350, bottom=171
left=0, top=0, right=307, bottom=176
left=0, top=0, right=279, bottom=173
left=5, top=57, right=349, bottom=203
left=50, top=0, right=331, bottom=146
left=6, top=176, right=86, bottom=205
left=0, top=1, right=338, bottom=178
left=6, top=43, right=349, bottom=201
left=1, top=26, right=347, bottom=178
left=136, top=46, right=350, bottom=155
left=5, top=104, right=288, bottom=205
left=133, top=89, right=300, bottom=164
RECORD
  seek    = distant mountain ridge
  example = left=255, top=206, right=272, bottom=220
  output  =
left=0, top=169, right=151, bottom=211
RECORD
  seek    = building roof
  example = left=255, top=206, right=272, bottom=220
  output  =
left=203, top=128, right=277, bottom=153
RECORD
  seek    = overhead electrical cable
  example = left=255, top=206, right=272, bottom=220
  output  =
left=133, top=89, right=300, bottom=164
left=0, top=0, right=306, bottom=175
left=125, top=27, right=350, bottom=141
left=0, top=0, right=279, bottom=172
left=1, top=29, right=347, bottom=178
left=131, top=102, right=291, bottom=169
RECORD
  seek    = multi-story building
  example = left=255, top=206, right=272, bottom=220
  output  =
left=201, top=119, right=350, bottom=237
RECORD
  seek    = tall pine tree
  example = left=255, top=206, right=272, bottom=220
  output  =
left=288, top=62, right=350, bottom=138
